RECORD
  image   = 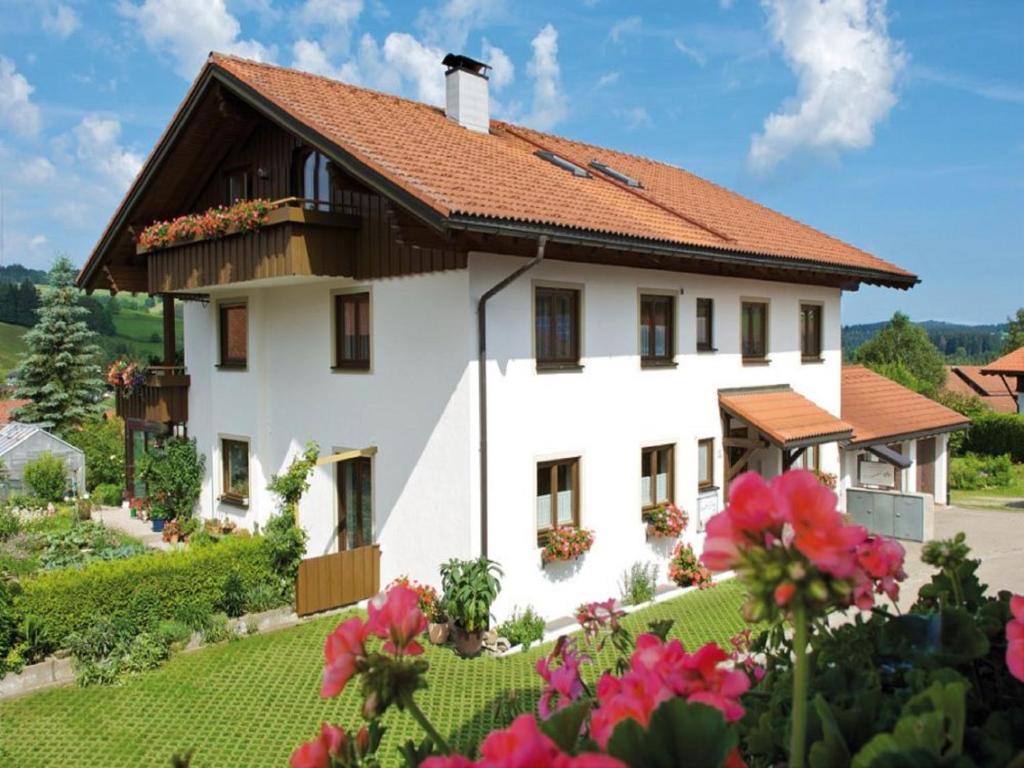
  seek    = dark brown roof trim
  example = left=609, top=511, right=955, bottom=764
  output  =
left=845, top=421, right=971, bottom=448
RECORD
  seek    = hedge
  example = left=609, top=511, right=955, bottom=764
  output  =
left=15, top=535, right=276, bottom=645
left=963, top=412, right=1024, bottom=462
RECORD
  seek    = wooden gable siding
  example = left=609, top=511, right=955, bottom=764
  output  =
left=192, top=121, right=299, bottom=211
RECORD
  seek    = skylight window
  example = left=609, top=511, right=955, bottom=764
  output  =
left=535, top=151, right=590, bottom=178
left=589, top=160, right=642, bottom=188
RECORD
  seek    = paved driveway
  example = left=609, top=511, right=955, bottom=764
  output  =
left=896, top=504, right=1024, bottom=609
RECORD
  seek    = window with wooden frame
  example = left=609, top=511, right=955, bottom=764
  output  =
left=225, top=167, right=252, bottom=203
left=741, top=300, right=768, bottom=361
left=794, top=444, right=820, bottom=471
left=218, top=301, right=248, bottom=368
left=696, top=298, right=714, bottom=352
left=698, top=438, right=715, bottom=490
left=292, top=148, right=333, bottom=211
left=535, top=287, right=581, bottom=369
left=641, top=444, right=674, bottom=513
left=334, top=292, right=370, bottom=370
left=800, top=303, right=823, bottom=361
left=639, top=294, right=675, bottom=366
left=337, top=456, right=373, bottom=550
left=536, top=458, right=579, bottom=541
left=221, top=438, right=249, bottom=504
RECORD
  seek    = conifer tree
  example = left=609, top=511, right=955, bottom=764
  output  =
left=13, top=256, right=104, bottom=434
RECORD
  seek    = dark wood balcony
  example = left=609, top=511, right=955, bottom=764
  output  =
left=115, top=365, right=190, bottom=425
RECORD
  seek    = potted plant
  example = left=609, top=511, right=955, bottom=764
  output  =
left=162, top=518, right=182, bottom=544
left=667, top=541, right=713, bottom=589
left=427, top=603, right=450, bottom=645
left=541, top=526, right=595, bottom=564
left=644, top=503, right=688, bottom=539
left=220, top=518, right=237, bottom=535
left=150, top=508, right=167, bottom=533
left=439, top=557, right=503, bottom=657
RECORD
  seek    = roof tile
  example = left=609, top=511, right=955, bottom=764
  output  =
left=719, top=387, right=852, bottom=447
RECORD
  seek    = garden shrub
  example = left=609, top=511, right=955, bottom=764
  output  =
left=263, top=510, right=307, bottom=594
left=173, top=596, right=214, bottom=632
left=15, top=534, right=275, bottom=645
left=137, top=437, right=205, bottom=520
left=200, top=612, right=235, bottom=645
left=23, top=452, right=68, bottom=503
left=119, top=631, right=171, bottom=675
left=244, top=581, right=287, bottom=613
left=91, top=483, right=123, bottom=507
left=0, top=505, right=20, bottom=540
left=154, top=619, right=192, bottom=650
left=65, top=418, right=124, bottom=491
left=619, top=561, right=657, bottom=606
left=218, top=571, right=247, bottom=618
left=497, top=605, right=546, bottom=648
left=963, top=411, right=1024, bottom=462
left=949, top=453, right=1013, bottom=490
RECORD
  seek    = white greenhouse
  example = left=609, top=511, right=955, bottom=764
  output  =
left=0, top=422, right=86, bottom=500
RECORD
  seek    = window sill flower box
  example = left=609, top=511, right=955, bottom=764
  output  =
left=541, top=526, right=595, bottom=565
left=644, top=503, right=688, bottom=539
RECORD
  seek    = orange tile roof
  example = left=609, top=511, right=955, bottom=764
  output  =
left=944, top=366, right=1018, bottom=413
left=719, top=387, right=852, bottom=447
left=0, top=399, right=30, bottom=426
left=981, top=347, right=1024, bottom=376
left=843, top=365, right=970, bottom=445
left=207, top=54, right=915, bottom=284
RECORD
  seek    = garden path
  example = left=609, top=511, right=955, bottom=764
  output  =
left=91, top=505, right=172, bottom=551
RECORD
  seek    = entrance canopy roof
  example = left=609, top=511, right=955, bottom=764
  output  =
left=718, top=386, right=853, bottom=449
left=981, top=347, right=1024, bottom=377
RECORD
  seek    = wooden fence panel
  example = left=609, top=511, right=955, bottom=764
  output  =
left=295, top=545, right=381, bottom=616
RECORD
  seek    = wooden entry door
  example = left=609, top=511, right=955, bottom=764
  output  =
left=916, top=438, right=936, bottom=496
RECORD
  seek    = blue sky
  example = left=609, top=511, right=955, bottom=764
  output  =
left=0, top=0, right=1021, bottom=324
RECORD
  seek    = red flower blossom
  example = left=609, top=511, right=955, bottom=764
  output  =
left=290, top=722, right=346, bottom=768
left=536, top=637, right=588, bottom=718
left=1007, top=594, right=1024, bottom=683
left=367, top=584, right=428, bottom=657
left=774, top=582, right=796, bottom=606
left=320, top=617, right=370, bottom=698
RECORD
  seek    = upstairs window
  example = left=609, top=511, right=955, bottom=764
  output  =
left=536, top=458, right=579, bottom=540
left=218, top=301, right=248, bottom=368
left=334, top=292, right=371, bottom=370
left=640, top=294, right=674, bottom=366
left=226, top=167, right=251, bottom=203
left=800, top=303, right=823, bottom=361
left=641, top=444, right=674, bottom=512
left=741, top=300, right=768, bottom=361
left=696, top=298, right=714, bottom=352
left=293, top=148, right=333, bottom=211
left=535, top=287, right=581, bottom=369
left=221, top=438, right=250, bottom=505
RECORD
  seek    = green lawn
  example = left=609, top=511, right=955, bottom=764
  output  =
left=0, top=321, right=28, bottom=378
left=951, top=461, right=1024, bottom=512
left=0, top=581, right=749, bottom=768
left=107, top=306, right=183, bottom=363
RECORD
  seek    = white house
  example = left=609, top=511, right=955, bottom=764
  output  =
left=77, top=52, right=927, bottom=619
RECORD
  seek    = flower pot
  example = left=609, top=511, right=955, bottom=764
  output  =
left=428, top=622, right=450, bottom=645
left=151, top=518, right=165, bottom=533
left=129, top=508, right=137, bottom=519
left=452, top=626, right=484, bottom=657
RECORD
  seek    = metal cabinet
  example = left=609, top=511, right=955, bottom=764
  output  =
left=846, top=488, right=927, bottom=542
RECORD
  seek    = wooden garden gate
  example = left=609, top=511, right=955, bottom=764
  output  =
left=295, top=545, right=381, bottom=616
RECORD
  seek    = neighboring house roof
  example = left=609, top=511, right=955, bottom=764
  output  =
left=78, top=53, right=918, bottom=292
left=719, top=386, right=853, bottom=448
left=944, top=365, right=1017, bottom=414
left=0, top=399, right=30, bottom=427
left=981, top=347, right=1024, bottom=376
left=842, top=365, right=970, bottom=446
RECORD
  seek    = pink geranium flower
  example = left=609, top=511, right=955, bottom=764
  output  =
left=1007, top=594, right=1024, bottom=683
left=536, top=638, right=587, bottom=718
left=367, top=584, right=428, bottom=657
left=321, top=617, right=370, bottom=698
left=290, top=722, right=346, bottom=768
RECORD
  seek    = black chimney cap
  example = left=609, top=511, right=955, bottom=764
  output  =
left=442, top=53, right=491, bottom=77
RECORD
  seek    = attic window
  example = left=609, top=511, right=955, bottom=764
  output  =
left=589, top=160, right=642, bottom=188
left=535, top=151, right=590, bottom=178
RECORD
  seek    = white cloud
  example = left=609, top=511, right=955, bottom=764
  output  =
left=17, top=157, right=56, bottom=184
left=297, top=0, right=363, bottom=56
left=748, top=0, right=905, bottom=173
left=608, top=16, right=642, bottom=45
left=420, top=0, right=504, bottom=51
left=72, top=115, right=143, bottom=192
left=0, top=57, right=41, bottom=138
left=481, top=39, right=514, bottom=90
left=381, top=33, right=446, bottom=106
left=291, top=38, right=360, bottom=82
left=119, top=0, right=274, bottom=79
left=595, top=71, right=620, bottom=88
left=617, top=106, right=652, bottom=130
left=913, top=66, right=1024, bottom=105
left=524, top=23, right=567, bottom=130
left=674, top=38, right=707, bottom=67
left=720, top=0, right=735, bottom=8
left=43, top=4, right=81, bottom=38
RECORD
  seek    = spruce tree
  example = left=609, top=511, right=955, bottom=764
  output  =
left=13, top=256, right=104, bottom=435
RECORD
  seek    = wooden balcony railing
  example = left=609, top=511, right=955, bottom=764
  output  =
left=115, top=365, right=190, bottom=425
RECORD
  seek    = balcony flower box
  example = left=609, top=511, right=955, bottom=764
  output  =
left=541, top=526, right=595, bottom=565
left=644, top=503, right=688, bottom=539
left=137, top=199, right=274, bottom=253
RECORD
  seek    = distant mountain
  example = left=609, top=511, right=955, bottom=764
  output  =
left=843, top=319, right=1009, bottom=364
left=0, top=264, right=48, bottom=285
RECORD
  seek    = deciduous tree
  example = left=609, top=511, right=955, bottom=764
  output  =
left=854, top=312, right=946, bottom=394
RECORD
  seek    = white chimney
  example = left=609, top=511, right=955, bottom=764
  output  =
left=443, top=53, right=491, bottom=134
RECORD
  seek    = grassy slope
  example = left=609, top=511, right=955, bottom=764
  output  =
left=0, top=581, right=749, bottom=768
left=0, top=321, right=28, bottom=377
left=951, top=461, right=1024, bottom=511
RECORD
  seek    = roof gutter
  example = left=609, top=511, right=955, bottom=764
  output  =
left=445, top=215, right=919, bottom=291
left=478, top=236, right=547, bottom=558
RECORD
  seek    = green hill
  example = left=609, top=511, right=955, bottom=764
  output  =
left=0, top=322, right=28, bottom=378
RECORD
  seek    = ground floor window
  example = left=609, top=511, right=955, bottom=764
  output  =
left=641, top=444, right=674, bottom=513
left=698, top=438, right=715, bottom=490
left=221, top=438, right=250, bottom=504
left=337, top=456, right=373, bottom=550
left=537, top=458, right=579, bottom=540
